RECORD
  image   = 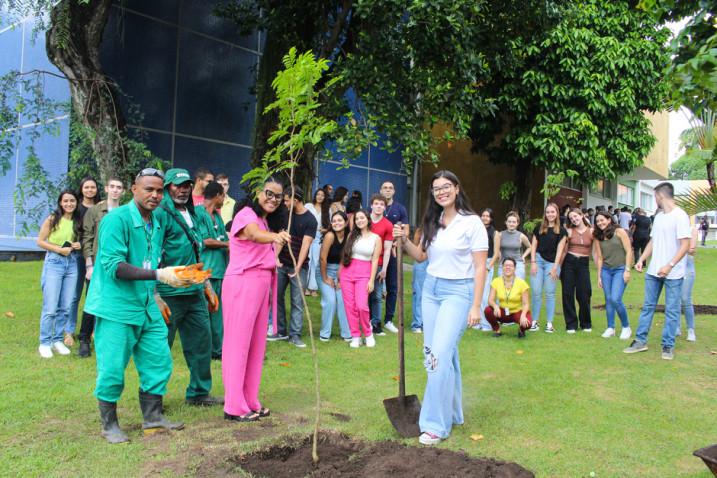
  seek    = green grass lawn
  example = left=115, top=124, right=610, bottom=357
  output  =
left=1, top=251, right=716, bottom=478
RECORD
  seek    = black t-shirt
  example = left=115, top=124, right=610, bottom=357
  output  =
left=279, top=209, right=317, bottom=268
left=486, top=224, right=496, bottom=258
left=533, top=224, right=568, bottom=263
left=633, top=215, right=651, bottom=239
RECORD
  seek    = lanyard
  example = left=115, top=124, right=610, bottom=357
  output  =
left=502, top=277, right=515, bottom=305
left=143, top=220, right=154, bottom=269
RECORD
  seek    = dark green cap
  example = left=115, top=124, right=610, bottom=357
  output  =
left=164, top=168, right=193, bottom=186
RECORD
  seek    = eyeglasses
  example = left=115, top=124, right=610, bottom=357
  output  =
left=431, top=183, right=454, bottom=196
left=136, top=168, right=165, bottom=180
left=264, top=189, right=282, bottom=201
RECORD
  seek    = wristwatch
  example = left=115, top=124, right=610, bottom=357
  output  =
left=668, top=261, right=675, bottom=268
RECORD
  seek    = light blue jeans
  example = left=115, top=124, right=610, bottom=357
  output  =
left=39, top=251, right=79, bottom=345
left=419, top=274, right=474, bottom=439
left=681, top=255, right=695, bottom=330
left=307, top=237, right=321, bottom=291
left=67, top=259, right=86, bottom=333
left=499, top=260, right=525, bottom=280
left=531, top=253, right=559, bottom=324
left=600, top=266, right=629, bottom=328
left=411, top=260, right=428, bottom=330
left=635, top=274, right=682, bottom=348
left=318, top=263, right=351, bottom=339
left=478, top=258, right=495, bottom=329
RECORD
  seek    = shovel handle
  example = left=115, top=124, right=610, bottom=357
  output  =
left=396, top=225, right=405, bottom=400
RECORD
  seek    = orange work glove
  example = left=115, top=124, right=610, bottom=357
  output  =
left=174, top=263, right=212, bottom=283
left=154, top=292, right=172, bottom=324
left=204, top=280, right=220, bottom=313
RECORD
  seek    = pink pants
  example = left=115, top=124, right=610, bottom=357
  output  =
left=221, top=269, right=273, bottom=416
left=339, top=259, right=372, bottom=338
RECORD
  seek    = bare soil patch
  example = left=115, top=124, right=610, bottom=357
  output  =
left=593, top=304, right=717, bottom=315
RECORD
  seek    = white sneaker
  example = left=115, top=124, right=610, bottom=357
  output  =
left=52, top=341, right=71, bottom=355
left=545, top=323, right=555, bottom=333
left=365, top=335, right=376, bottom=348
left=412, top=327, right=423, bottom=334
left=419, top=432, right=441, bottom=446
left=566, top=329, right=576, bottom=334
left=687, top=329, right=696, bottom=342
left=38, top=345, right=53, bottom=359
left=601, top=328, right=615, bottom=338
left=619, top=327, right=632, bottom=340
left=384, top=322, right=399, bottom=333
left=349, top=338, right=360, bottom=348
left=583, top=328, right=592, bottom=333
left=529, top=321, right=540, bottom=332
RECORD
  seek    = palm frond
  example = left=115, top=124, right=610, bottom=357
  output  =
left=676, top=188, right=717, bottom=215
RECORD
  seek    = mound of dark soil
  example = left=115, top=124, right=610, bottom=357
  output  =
left=593, top=304, right=717, bottom=315
left=235, top=432, right=534, bottom=478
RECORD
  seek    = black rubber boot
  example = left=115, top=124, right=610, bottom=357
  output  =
left=78, top=340, right=91, bottom=358
left=139, top=390, right=185, bottom=435
left=98, top=401, right=129, bottom=444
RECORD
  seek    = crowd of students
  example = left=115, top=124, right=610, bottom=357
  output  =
left=34, top=166, right=699, bottom=446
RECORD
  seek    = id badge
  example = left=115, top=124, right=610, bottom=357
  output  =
left=504, top=307, right=510, bottom=317
left=143, top=259, right=152, bottom=270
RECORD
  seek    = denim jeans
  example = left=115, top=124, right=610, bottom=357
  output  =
left=635, top=274, right=682, bottom=348
left=681, top=255, right=695, bottom=330
left=307, top=238, right=321, bottom=291
left=419, top=274, right=473, bottom=439
left=600, top=266, right=629, bottom=328
left=531, top=253, right=559, bottom=324
left=318, top=263, right=351, bottom=339
left=39, top=251, right=79, bottom=345
left=67, top=259, right=86, bottom=333
left=478, top=258, right=495, bottom=329
left=276, top=265, right=308, bottom=338
left=383, top=254, right=398, bottom=323
left=499, top=260, right=525, bottom=280
left=369, top=271, right=384, bottom=331
left=411, top=260, right=428, bottom=330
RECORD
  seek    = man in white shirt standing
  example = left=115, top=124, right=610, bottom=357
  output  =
left=624, top=182, right=691, bottom=360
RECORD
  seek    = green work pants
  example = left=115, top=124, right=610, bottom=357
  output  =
left=209, top=278, right=223, bottom=358
left=162, top=292, right=213, bottom=399
left=94, top=316, right=172, bottom=403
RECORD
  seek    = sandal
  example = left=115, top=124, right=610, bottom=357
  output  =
left=224, top=411, right=260, bottom=422
left=252, top=407, right=270, bottom=418
left=63, top=332, right=75, bottom=347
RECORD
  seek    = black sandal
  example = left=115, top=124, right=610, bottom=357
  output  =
left=224, top=411, right=260, bottom=422
left=252, top=407, right=270, bottom=418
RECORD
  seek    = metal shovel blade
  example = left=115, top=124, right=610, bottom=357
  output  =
left=383, top=394, right=421, bottom=438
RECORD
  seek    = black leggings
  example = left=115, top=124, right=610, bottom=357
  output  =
left=561, top=254, right=592, bottom=330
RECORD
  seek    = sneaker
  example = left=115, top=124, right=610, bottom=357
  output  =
left=601, top=328, right=615, bottom=338
left=566, top=329, right=576, bottom=334
left=365, top=335, right=376, bottom=348
left=583, top=328, right=592, bottom=333
left=38, top=345, right=53, bottom=359
left=267, top=333, right=288, bottom=342
left=419, top=431, right=441, bottom=446
left=661, top=346, right=674, bottom=360
left=52, top=341, right=71, bottom=355
left=687, top=329, right=696, bottom=342
left=530, top=321, right=540, bottom=332
left=374, top=331, right=386, bottom=336
left=384, top=321, right=399, bottom=333
left=319, top=337, right=330, bottom=343
left=518, top=330, right=526, bottom=339
left=623, top=340, right=648, bottom=354
left=343, top=337, right=352, bottom=342
left=412, top=327, right=423, bottom=334
left=349, top=338, right=360, bottom=348
left=288, top=336, right=306, bottom=348
left=619, top=327, right=632, bottom=340
left=544, top=323, right=555, bottom=333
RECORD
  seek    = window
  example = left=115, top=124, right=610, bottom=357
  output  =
left=617, top=183, right=634, bottom=205
left=590, top=179, right=612, bottom=198
left=640, top=192, right=654, bottom=210
left=561, top=175, right=581, bottom=191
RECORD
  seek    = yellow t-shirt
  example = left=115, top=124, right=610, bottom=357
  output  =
left=47, top=217, right=76, bottom=246
left=491, top=276, right=530, bottom=314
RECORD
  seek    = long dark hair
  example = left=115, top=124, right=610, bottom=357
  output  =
left=78, top=177, right=100, bottom=204
left=593, top=211, right=616, bottom=241
left=324, top=210, right=348, bottom=245
left=236, top=177, right=285, bottom=232
left=420, top=170, right=476, bottom=250
left=312, top=188, right=330, bottom=230
left=332, top=186, right=349, bottom=205
left=341, top=209, right=372, bottom=266
left=49, top=190, right=82, bottom=240
left=479, top=207, right=494, bottom=226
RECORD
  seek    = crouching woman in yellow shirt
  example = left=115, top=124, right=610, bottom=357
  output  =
left=485, top=257, right=532, bottom=338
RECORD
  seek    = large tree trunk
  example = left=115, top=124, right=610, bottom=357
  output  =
left=46, top=0, right=129, bottom=185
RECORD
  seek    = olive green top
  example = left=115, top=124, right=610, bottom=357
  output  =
left=598, top=233, right=626, bottom=269
left=47, top=217, right=76, bottom=246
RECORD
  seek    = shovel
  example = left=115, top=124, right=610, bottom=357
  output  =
left=383, top=235, right=421, bottom=438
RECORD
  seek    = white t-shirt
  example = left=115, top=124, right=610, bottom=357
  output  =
left=305, top=203, right=322, bottom=236
left=619, top=211, right=632, bottom=229
left=426, top=212, right=488, bottom=279
left=179, top=209, right=193, bottom=228
left=647, top=207, right=691, bottom=279
left=351, top=233, right=380, bottom=261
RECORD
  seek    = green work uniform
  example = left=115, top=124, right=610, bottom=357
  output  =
left=156, top=195, right=213, bottom=399
left=196, top=205, right=228, bottom=358
left=85, top=200, right=172, bottom=403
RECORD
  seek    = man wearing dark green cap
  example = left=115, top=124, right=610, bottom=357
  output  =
left=156, top=168, right=223, bottom=406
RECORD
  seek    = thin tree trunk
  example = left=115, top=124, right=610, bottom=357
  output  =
left=46, top=0, right=129, bottom=185
left=707, top=161, right=715, bottom=192
left=512, top=159, right=534, bottom=223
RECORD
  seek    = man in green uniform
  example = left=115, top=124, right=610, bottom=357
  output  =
left=156, top=168, right=222, bottom=406
left=85, top=168, right=200, bottom=444
left=195, top=181, right=228, bottom=360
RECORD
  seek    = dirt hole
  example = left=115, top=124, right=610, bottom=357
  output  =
left=232, top=431, right=534, bottom=477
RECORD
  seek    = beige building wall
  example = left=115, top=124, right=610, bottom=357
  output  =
left=642, top=110, right=670, bottom=179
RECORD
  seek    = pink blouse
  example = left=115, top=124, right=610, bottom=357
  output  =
left=224, top=207, right=277, bottom=276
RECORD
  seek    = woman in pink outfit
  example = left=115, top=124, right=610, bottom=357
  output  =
left=339, top=210, right=381, bottom=348
left=221, top=178, right=290, bottom=422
